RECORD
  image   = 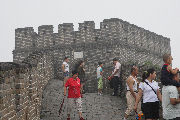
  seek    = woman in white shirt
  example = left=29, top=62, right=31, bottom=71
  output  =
left=134, top=68, right=162, bottom=120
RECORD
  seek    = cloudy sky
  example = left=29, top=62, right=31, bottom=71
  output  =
left=0, top=0, right=180, bottom=68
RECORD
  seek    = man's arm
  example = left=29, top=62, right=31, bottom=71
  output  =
left=62, top=64, right=65, bottom=72
left=170, top=98, right=180, bottom=105
left=64, top=86, right=67, bottom=96
left=111, top=69, right=119, bottom=77
left=169, top=87, right=180, bottom=105
left=157, top=89, right=162, bottom=102
left=111, top=63, right=120, bottom=77
left=126, top=77, right=136, bottom=99
left=134, top=88, right=143, bottom=112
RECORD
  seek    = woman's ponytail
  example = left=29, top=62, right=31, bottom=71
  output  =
left=142, top=68, right=155, bottom=82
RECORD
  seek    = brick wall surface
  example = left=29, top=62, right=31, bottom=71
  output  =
left=0, top=51, right=53, bottom=120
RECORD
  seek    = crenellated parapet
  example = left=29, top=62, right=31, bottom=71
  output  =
left=12, top=18, right=172, bottom=94
left=78, top=21, right=95, bottom=43
left=14, top=18, right=171, bottom=57
left=58, top=23, right=74, bottom=45
left=38, top=25, right=54, bottom=47
left=13, top=18, right=171, bottom=80
left=15, top=27, right=35, bottom=49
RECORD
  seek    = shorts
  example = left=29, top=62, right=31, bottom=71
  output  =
left=67, top=98, right=82, bottom=114
left=64, top=71, right=69, bottom=77
left=98, top=77, right=103, bottom=89
left=142, top=101, right=159, bottom=119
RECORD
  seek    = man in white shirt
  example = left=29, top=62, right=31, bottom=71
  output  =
left=162, top=72, right=180, bottom=120
left=110, top=58, right=121, bottom=96
left=62, top=57, right=70, bottom=86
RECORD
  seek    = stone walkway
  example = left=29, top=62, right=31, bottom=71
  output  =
left=40, top=79, right=138, bottom=120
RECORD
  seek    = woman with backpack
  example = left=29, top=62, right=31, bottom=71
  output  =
left=134, top=68, right=162, bottom=120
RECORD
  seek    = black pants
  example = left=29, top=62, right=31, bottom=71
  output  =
left=112, top=76, right=119, bottom=95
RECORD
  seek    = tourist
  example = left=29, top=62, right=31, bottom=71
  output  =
left=97, top=62, right=104, bottom=95
left=62, top=57, right=70, bottom=85
left=134, top=68, right=162, bottom=120
left=161, top=53, right=180, bottom=87
left=162, top=72, right=180, bottom=120
left=64, top=70, right=84, bottom=120
left=124, top=66, right=141, bottom=120
left=109, top=58, right=121, bottom=96
left=75, top=60, right=86, bottom=94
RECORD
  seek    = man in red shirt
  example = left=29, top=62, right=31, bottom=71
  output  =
left=64, top=70, right=84, bottom=120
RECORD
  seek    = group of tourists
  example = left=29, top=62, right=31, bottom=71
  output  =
left=124, top=54, right=180, bottom=120
left=61, top=53, right=180, bottom=120
left=97, top=58, right=122, bottom=96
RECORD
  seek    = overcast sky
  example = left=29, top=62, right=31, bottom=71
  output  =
left=0, top=0, right=180, bottom=68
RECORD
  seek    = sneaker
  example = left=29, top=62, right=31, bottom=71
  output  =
left=67, top=117, right=70, bottom=120
left=123, top=117, right=127, bottom=120
left=80, top=117, right=84, bottom=120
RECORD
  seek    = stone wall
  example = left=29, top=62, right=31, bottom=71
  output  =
left=0, top=52, right=53, bottom=120
left=13, top=18, right=171, bottom=92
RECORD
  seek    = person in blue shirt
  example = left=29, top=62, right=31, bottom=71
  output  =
left=97, top=62, right=103, bottom=95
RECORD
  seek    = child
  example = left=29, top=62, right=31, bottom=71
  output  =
left=97, top=62, right=103, bottom=95
left=161, top=54, right=180, bottom=87
left=64, top=70, right=84, bottom=120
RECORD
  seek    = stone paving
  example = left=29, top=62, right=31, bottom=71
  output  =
left=40, top=79, right=139, bottom=120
